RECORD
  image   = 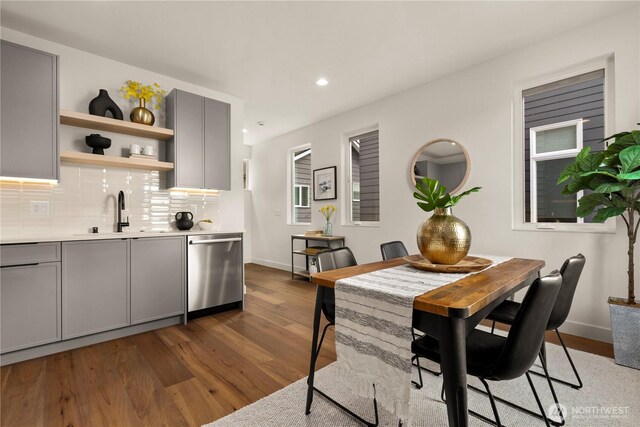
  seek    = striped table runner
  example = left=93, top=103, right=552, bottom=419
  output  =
left=334, top=254, right=512, bottom=423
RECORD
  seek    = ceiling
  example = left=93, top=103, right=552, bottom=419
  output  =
left=1, top=1, right=633, bottom=145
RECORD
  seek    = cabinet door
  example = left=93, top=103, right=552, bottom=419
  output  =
left=169, top=89, right=204, bottom=188
left=131, top=237, right=184, bottom=324
left=0, top=41, right=59, bottom=180
left=204, top=98, right=231, bottom=190
left=62, top=240, right=130, bottom=339
left=0, top=263, right=61, bottom=353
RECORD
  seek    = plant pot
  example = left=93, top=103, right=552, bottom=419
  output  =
left=609, top=297, right=640, bottom=370
left=417, top=207, right=470, bottom=265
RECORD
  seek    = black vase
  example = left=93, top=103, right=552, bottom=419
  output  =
left=88, top=89, right=123, bottom=120
left=85, top=134, right=111, bottom=155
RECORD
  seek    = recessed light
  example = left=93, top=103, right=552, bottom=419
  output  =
left=257, top=121, right=265, bottom=126
left=316, top=78, right=328, bottom=86
left=242, top=128, right=248, bottom=133
left=451, top=142, right=456, bottom=145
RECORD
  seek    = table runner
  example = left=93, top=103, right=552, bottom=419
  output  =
left=334, top=254, right=511, bottom=423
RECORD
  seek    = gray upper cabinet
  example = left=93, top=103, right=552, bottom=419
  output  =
left=166, top=89, right=230, bottom=190
left=0, top=40, right=59, bottom=180
left=62, top=240, right=130, bottom=339
left=204, top=97, right=231, bottom=190
left=130, top=236, right=185, bottom=324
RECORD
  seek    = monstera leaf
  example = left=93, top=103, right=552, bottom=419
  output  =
left=413, top=177, right=481, bottom=213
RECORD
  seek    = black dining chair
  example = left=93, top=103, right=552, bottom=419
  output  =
left=380, top=241, right=409, bottom=260
left=310, top=247, right=380, bottom=426
left=488, top=254, right=586, bottom=389
left=411, top=271, right=563, bottom=427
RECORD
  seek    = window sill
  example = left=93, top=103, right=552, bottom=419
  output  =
left=512, top=222, right=616, bottom=234
left=289, top=222, right=311, bottom=226
left=342, top=222, right=381, bottom=228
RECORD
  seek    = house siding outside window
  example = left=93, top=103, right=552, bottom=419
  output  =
left=293, top=148, right=311, bottom=223
left=350, top=130, right=379, bottom=222
left=523, top=69, right=604, bottom=223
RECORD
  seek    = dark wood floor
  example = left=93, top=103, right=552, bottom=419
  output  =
left=1, top=263, right=613, bottom=426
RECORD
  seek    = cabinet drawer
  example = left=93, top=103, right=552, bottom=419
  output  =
left=1, top=242, right=61, bottom=266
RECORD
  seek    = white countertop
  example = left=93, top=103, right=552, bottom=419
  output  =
left=0, top=229, right=244, bottom=245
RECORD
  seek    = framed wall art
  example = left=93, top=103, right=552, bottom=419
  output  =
left=313, top=166, right=337, bottom=201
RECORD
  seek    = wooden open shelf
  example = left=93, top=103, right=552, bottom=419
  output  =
left=60, top=110, right=174, bottom=140
left=60, top=151, right=174, bottom=171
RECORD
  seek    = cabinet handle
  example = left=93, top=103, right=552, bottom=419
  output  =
left=1, top=263, right=39, bottom=268
left=189, top=238, right=241, bottom=245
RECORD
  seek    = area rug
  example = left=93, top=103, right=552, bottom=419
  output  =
left=204, top=342, right=640, bottom=426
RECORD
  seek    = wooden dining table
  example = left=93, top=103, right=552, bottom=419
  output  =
left=304, top=256, right=545, bottom=427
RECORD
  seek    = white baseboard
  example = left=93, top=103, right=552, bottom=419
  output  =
left=251, top=258, right=291, bottom=271
left=559, top=320, right=613, bottom=343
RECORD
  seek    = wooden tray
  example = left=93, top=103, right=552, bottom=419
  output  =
left=403, top=255, right=493, bottom=273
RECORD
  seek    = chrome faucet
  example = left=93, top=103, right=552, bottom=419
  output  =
left=117, top=190, right=129, bottom=232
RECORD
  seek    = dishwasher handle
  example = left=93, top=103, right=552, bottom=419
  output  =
left=189, top=237, right=242, bottom=245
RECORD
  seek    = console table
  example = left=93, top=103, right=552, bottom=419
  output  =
left=290, top=234, right=345, bottom=280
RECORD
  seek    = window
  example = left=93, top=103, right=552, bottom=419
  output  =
left=348, top=129, right=379, bottom=223
left=294, top=185, right=310, bottom=207
left=242, top=159, right=249, bottom=190
left=291, top=147, right=311, bottom=224
left=523, top=69, right=605, bottom=225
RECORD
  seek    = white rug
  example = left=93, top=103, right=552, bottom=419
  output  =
left=204, top=342, right=640, bottom=426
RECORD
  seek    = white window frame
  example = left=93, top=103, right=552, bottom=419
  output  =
left=242, top=159, right=250, bottom=191
left=352, top=181, right=361, bottom=202
left=342, top=125, right=380, bottom=227
left=529, top=119, right=584, bottom=223
left=511, top=55, right=615, bottom=233
left=287, top=144, right=312, bottom=225
left=293, top=184, right=310, bottom=208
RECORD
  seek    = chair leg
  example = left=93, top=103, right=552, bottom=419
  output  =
left=526, top=372, right=552, bottom=427
left=307, top=322, right=334, bottom=386
left=556, top=329, right=583, bottom=389
left=491, top=321, right=496, bottom=335
left=539, top=350, right=565, bottom=426
left=411, top=355, right=424, bottom=389
left=313, top=384, right=380, bottom=426
left=480, top=379, right=502, bottom=427
left=529, top=330, right=583, bottom=390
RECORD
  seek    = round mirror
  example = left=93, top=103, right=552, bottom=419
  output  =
left=410, top=138, right=470, bottom=194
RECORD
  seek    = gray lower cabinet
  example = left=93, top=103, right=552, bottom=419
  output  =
left=0, top=40, right=59, bottom=180
left=130, top=237, right=184, bottom=324
left=62, top=240, right=130, bottom=339
left=0, top=263, right=61, bottom=353
left=166, top=88, right=230, bottom=190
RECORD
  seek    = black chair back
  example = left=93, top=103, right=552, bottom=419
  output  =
left=488, top=271, right=562, bottom=381
left=316, top=247, right=358, bottom=323
left=380, top=241, right=409, bottom=260
left=547, top=254, right=585, bottom=331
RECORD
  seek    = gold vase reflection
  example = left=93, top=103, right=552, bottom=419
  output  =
left=417, top=207, right=470, bottom=265
left=130, top=98, right=155, bottom=126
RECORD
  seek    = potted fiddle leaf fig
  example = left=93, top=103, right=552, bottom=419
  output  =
left=557, top=129, right=640, bottom=369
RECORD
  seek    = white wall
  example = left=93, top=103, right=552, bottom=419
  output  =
left=251, top=8, right=640, bottom=342
left=0, top=28, right=245, bottom=235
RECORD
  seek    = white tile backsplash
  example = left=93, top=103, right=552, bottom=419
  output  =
left=0, top=164, right=220, bottom=236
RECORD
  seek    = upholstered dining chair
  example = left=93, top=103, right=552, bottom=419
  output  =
left=311, top=247, right=381, bottom=426
left=488, top=254, right=586, bottom=390
left=380, top=241, right=409, bottom=260
left=411, top=271, right=563, bottom=427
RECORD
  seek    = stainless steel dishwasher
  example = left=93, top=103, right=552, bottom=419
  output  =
left=187, top=233, right=243, bottom=319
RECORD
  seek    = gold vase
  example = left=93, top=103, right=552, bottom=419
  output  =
left=417, top=207, right=471, bottom=265
left=130, top=98, right=155, bottom=125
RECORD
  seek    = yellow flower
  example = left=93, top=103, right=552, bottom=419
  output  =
left=120, top=80, right=166, bottom=109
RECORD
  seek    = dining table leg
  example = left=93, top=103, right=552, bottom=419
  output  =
left=305, top=285, right=324, bottom=415
left=439, top=316, right=469, bottom=427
